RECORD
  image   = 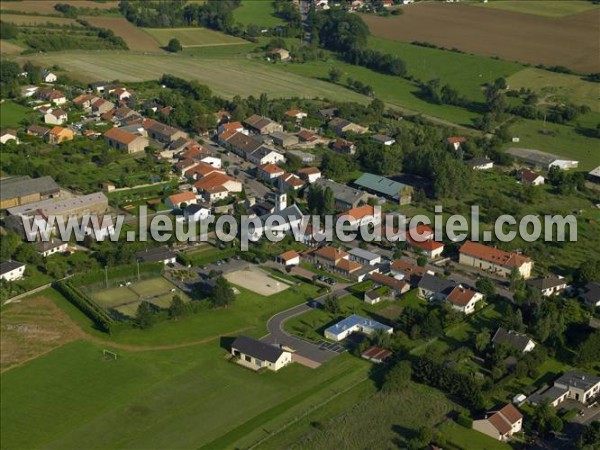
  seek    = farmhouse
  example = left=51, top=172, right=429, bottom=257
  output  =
left=369, top=272, right=410, bottom=296
left=244, top=114, right=283, bottom=135
left=277, top=250, right=300, bottom=266
left=165, top=191, right=197, bottom=210
left=1, top=129, right=19, bottom=145
left=473, top=403, right=523, bottom=441
left=47, top=126, right=73, bottom=144
left=279, top=173, right=305, bottom=191
left=269, top=47, right=291, bottom=61
left=34, top=239, right=68, bottom=257
left=525, top=275, right=567, bottom=297
left=284, top=109, right=307, bottom=120
left=104, top=128, right=149, bottom=154
left=328, top=118, right=368, bottom=136
left=527, top=372, right=600, bottom=407
left=0, top=261, right=26, bottom=282
left=136, top=247, right=176, bottom=265
left=407, top=235, right=445, bottom=258
left=517, top=168, right=544, bottom=186
left=324, top=314, right=392, bottom=342
left=353, top=173, right=413, bottom=205
left=506, top=147, right=578, bottom=171
left=257, top=163, right=285, bottom=182
left=37, top=88, right=66, bottom=105
left=231, top=336, right=292, bottom=372
left=492, top=328, right=536, bottom=354
left=226, top=132, right=263, bottom=158
left=270, top=131, right=298, bottom=148
left=371, top=134, right=395, bottom=146
left=0, top=176, right=61, bottom=210
left=446, top=285, right=483, bottom=314
left=459, top=241, right=533, bottom=279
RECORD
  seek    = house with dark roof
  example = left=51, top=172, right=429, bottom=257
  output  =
left=466, top=157, right=494, bottom=171
left=0, top=176, right=61, bottom=210
left=525, top=275, right=567, bottom=297
left=418, top=274, right=456, bottom=301
left=473, top=403, right=523, bottom=441
left=314, top=178, right=369, bottom=211
left=135, top=247, right=176, bottom=265
left=353, top=173, right=413, bottom=205
left=34, top=239, right=68, bottom=257
left=0, top=261, right=26, bottom=282
left=231, top=336, right=292, bottom=371
left=371, top=134, right=395, bottom=146
left=527, top=372, right=600, bottom=407
left=226, top=132, right=263, bottom=158
left=518, top=168, right=544, bottom=186
left=243, top=115, right=283, bottom=135
left=492, top=328, right=536, bottom=353
left=580, top=281, right=600, bottom=307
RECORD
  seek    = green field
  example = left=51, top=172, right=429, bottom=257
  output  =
left=143, top=27, right=248, bottom=47
left=0, top=100, right=30, bottom=128
left=438, top=421, right=511, bottom=450
left=476, top=0, right=599, bottom=18
left=508, top=67, right=600, bottom=113
left=233, top=0, right=284, bottom=27
left=181, top=244, right=236, bottom=266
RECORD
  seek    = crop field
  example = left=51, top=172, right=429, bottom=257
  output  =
left=80, top=16, right=163, bottom=52
left=233, top=0, right=284, bottom=27
left=508, top=67, right=600, bottom=113
left=19, top=51, right=369, bottom=104
left=0, top=0, right=118, bottom=14
left=143, top=27, right=247, bottom=48
left=0, top=13, right=81, bottom=26
left=361, top=3, right=600, bottom=74
left=0, top=100, right=30, bottom=128
left=88, top=277, right=188, bottom=317
left=476, top=0, right=599, bottom=18
left=0, top=39, right=24, bottom=54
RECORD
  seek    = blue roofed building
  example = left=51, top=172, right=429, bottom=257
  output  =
left=353, top=173, right=413, bottom=205
left=324, top=314, right=393, bottom=342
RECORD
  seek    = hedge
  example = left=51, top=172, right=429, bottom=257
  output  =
left=54, top=280, right=113, bottom=332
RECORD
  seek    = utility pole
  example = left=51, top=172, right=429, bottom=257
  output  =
left=104, top=265, right=108, bottom=289
left=137, top=259, right=140, bottom=281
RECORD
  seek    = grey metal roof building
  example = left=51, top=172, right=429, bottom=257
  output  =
left=0, top=176, right=60, bottom=203
left=314, top=178, right=368, bottom=210
left=231, top=336, right=285, bottom=363
left=353, top=173, right=413, bottom=204
left=492, top=328, right=535, bottom=353
left=418, top=273, right=455, bottom=296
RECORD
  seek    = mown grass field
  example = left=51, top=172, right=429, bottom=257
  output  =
left=80, top=16, right=163, bottom=52
left=143, top=27, right=247, bottom=48
left=475, top=0, right=599, bottom=18
left=233, top=0, right=284, bottom=27
left=0, top=39, right=24, bottom=54
left=438, top=421, right=510, bottom=450
left=0, top=100, right=30, bottom=127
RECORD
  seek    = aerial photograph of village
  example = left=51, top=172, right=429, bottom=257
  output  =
left=0, top=0, right=598, bottom=449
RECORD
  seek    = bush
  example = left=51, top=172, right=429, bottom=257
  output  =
left=456, top=413, right=473, bottom=428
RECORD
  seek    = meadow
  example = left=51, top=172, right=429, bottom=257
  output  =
left=1, top=14, right=81, bottom=26
left=80, top=16, right=162, bottom=52
left=233, top=0, right=284, bottom=27
left=0, top=100, right=30, bottom=127
left=0, top=39, right=24, bottom=54
left=0, top=0, right=118, bottom=14
left=475, top=0, right=599, bottom=18
left=143, top=27, right=247, bottom=48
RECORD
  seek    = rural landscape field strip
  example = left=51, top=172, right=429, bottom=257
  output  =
left=361, top=3, right=600, bottom=73
left=81, top=16, right=163, bottom=52
left=0, top=0, right=118, bottom=14
left=143, top=27, right=248, bottom=48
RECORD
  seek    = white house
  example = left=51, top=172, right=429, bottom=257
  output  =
left=231, top=336, right=292, bottom=372
left=492, top=328, right=536, bottom=353
left=526, top=275, right=567, bottom=297
left=0, top=261, right=26, bottom=282
left=200, top=156, right=222, bottom=169
left=446, top=285, right=483, bottom=315
left=248, top=146, right=286, bottom=166
left=35, top=240, right=68, bottom=257
left=41, top=70, right=57, bottom=83
left=1, top=130, right=20, bottom=145
left=44, top=110, right=68, bottom=125
left=348, top=247, right=381, bottom=266
left=277, top=250, right=300, bottom=266
left=184, top=204, right=211, bottom=222
left=324, top=314, right=393, bottom=342
left=296, top=167, right=322, bottom=184
left=527, top=372, right=600, bottom=407
left=165, top=191, right=197, bottom=210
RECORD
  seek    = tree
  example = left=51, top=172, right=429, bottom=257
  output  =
left=166, top=38, right=183, bottom=52
left=577, top=422, right=600, bottom=449
left=416, top=255, right=427, bottom=267
left=328, top=66, right=342, bottom=83
left=474, top=328, right=491, bottom=352
left=323, top=294, right=340, bottom=314
left=382, top=360, right=412, bottom=392
left=532, top=398, right=563, bottom=436
left=476, top=277, right=496, bottom=296
left=210, top=276, right=235, bottom=308
left=169, top=294, right=185, bottom=319
left=135, top=301, right=154, bottom=329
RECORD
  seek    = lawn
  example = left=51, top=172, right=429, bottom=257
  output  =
left=438, top=421, right=511, bottom=450
left=233, top=0, right=284, bottom=27
left=181, top=244, right=236, bottom=266
left=475, top=0, right=599, bottom=18
left=0, top=100, right=30, bottom=128
left=143, top=27, right=247, bottom=47
left=0, top=338, right=371, bottom=450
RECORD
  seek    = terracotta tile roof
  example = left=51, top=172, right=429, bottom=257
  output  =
left=488, top=412, right=512, bottom=435
left=285, top=109, right=304, bottom=117
left=49, top=126, right=68, bottom=136
left=297, top=166, right=321, bottom=175
left=361, top=346, right=393, bottom=361
left=168, top=191, right=196, bottom=205
left=447, top=136, right=466, bottom=144
left=282, top=173, right=305, bottom=188
left=194, top=172, right=236, bottom=191
left=314, top=246, right=348, bottom=262
left=370, top=272, right=409, bottom=292
left=279, top=250, right=300, bottom=261
left=519, top=168, right=543, bottom=183
left=447, top=286, right=478, bottom=307
left=335, top=258, right=362, bottom=272
left=220, top=121, right=243, bottom=132
left=498, top=403, right=523, bottom=425
left=189, top=162, right=221, bottom=178
left=408, top=237, right=444, bottom=252
left=259, top=163, right=284, bottom=175
left=391, top=260, right=427, bottom=276
left=298, top=130, right=317, bottom=142
left=104, top=127, right=139, bottom=145
left=339, top=204, right=378, bottom=222
left=459, top=241, right=531, bottom=269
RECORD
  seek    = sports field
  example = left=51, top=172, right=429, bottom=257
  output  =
left=0, top=100, right=30, bottom=128
left=361, top=3, right=600, bottom=73
left=143, top=27, right=247, bottom=48
left=80, top=16, right=163, bottom=52
left=476, top=0, right=599, bottom=18
left=88, top=277, right=189, bottom=317
left=224, top=266, right=291, bottom=296
left=233, top=0, right=284, bottom=27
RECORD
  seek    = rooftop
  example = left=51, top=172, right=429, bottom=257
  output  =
left=492, top=327, right=534, bottom=352
left=460, top=241, right=531, bottom=269
left=232, top=336, right=285, bottom=363
left=135, top=246, right=176, bottom=263
left=418, top=273, right=456, bottom=295
left=325, top=314, right=392, bottom=337
left=353, top=173, right=412, bottom=198
left=0, top=176, right=60, bottom=202
left=0, top=260, right=25, bottom=275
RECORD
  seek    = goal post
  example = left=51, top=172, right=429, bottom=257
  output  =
left=103, top=349, right=118, bottom=360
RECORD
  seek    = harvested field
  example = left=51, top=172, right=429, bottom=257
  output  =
left=143, top=27, right=247, bottom=48
left=0, top=296, right=82, bottom=372
left=361, top=3, right=600, bottom=73
left=0, top=0, right=118, bottom=14
left=224, top=266, right=291, bottom=296
left=80, top=16, right=163, bottom=52
left=0, top=14, right=81, bottom=26
left=476, top=0, right=599, bottom=18
left=0, top=40, right=24, bottom=54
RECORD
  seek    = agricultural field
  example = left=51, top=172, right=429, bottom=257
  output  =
left=80, top=16, right=163, bottom=52
left=0, top=14, right=81, bottom=26
left=143, top=27, right=247, bottom=48
left=475, top=0, right=599, bottom=18
left=0, top=100, right=30, bottom=128
left=361, top=3, right=600, bottom=74
left=0, top=39, right=24, bottom=54
left=233, top=0, right=284, bottom=27
left=507, top=67, right=600, bottom=113
left=0, top=0, right=119, bottom=14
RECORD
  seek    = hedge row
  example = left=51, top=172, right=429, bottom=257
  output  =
left=69, top=263, right=164, bottom=287
left=54, top=281, right=113, bottom=332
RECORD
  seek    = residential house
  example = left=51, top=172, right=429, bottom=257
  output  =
left=318, top=107, right=337, bottom=119
left=111, top=87, right=133, bottom=102
left=371, top=134, right=395, bottom=146
left=364, top=289, right=383, bottom=305
left=309, top=246, right=349, bottom=269
left=165, top=191, right=197, bottom=210
left=467, top=157, right=494, bottom=170
left=1, top=129, right=19, bottom=145
left=296, top=130, right=328, bottom=147
left=226, top=132, right=263, bottom=159
left=136, top=247, right=176, bottom=265
left=72, top=93, right=96, bottom=109
left=37, top=89, right=66, bottom=105
left=331, top=138, right=356, bottom=155
left=296, top=167, right=321, bottom=183
left=200, top=156, right=221, bottom=168
left=277, top=250, right=300, bottom=267
left=186, top=162, right=223, bottom=181
left=248, top=146, right=285, bottom=166
left=41, top=70, right=57, bottom=83
left=473, top=403, right=523, bottom=441
left=370, top=272, right=410, bottom=296
left=0, top=261, right=26, bottom=281
left=271, top=131, right=298, bottom=148
left=183, top=204, right=211, bottom=222
left=202, top=186, right=230, bottom=203
left=34, top=239, right=68, bottom=257
left=44, top=109, right=68, bottom=125
left=287, top=149, right=315, bottom=163
left=145, top=120, right=188, bottom=144
left=580, top=282, right=600, bottom=307
left=257, top=163, right=285, bottom=182
left=518, top=168, right=544, bottom=186
left=47, top=126, right=74, bottom=144
left=328, top=117, right=368, bottom=136
left=284, top=109, right=307, bottom=121
left=459, top=241, right=533, bottom=279
left=492, top=328, right=536, bottom=353
left=527, top=372, right=600, bottom=407
left=333, top=258, right=364, bottom=279
left=418, top=274, right=456, bottom=301
left=217, top=121, right=246, bottom=144
left=231, top=336, right=292, bottom=372
left=194, top=172, right=242, bottom=202
left=324, top=314, right=392, bottom=342
left=26, top=125, right=50, bottom=139
left=348, top=247, right=381, bottom=266
left=91, top=98, right=115, bottom=116
left=525, top=275, right=567, bottom=297
left=407, top=235, right=445, bottom=258
left=353, top=173, right=413, bottom=205
left=104, top=128, right=148, bottom=154
left=279, top=173, right=305, bottom=191
left=314, top=178, right=369, bottom=211
left=446, top=285, right=483, bottom=314
left=447, top=136, right=466, bottom=150
left=361, top=346, right=393, bottom=363
left=390, top=259, right=429, bottom=286
left=269, top=47, right=291, bottom=61
left=244, top=115, right=283, bottom=135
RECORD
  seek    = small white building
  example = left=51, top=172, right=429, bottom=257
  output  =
left=324, top=314, right=393, bottom=342
left=200, top=156, right=222, bottom=169
left=1, top=130, right=20, bottom=145
left=446, top=285, right=483, bottom=315
left=0, top=261, right=26, bottom=282
left=35, top=239, right=68, bottom=257
left=277, top=250, right=300, bottom=267
left=184, top=204, right=211, bottom=222
left=348, top=247, right=382, bottom=266
left=44, top=110, right=68, bottom=125
left=231, top=336, right=292, bottom=372
left=41, top=70, right=57, bottom=83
